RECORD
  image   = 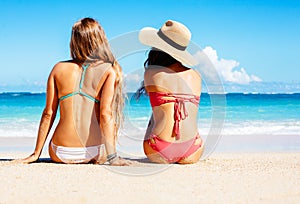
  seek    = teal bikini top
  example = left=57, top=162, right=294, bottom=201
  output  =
left=59, top=64, right=99, bottom=103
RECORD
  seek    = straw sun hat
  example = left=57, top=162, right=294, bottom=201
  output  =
left=139, top=20, right=198, bottom=67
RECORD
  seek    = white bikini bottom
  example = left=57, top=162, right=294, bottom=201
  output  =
left=51, top=142, right=105, bottom=164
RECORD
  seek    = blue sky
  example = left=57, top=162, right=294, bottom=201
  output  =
left=0, top=0, right=300, bottom=92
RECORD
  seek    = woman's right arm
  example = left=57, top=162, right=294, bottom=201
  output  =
left=17, top=67, right=59, bottom=163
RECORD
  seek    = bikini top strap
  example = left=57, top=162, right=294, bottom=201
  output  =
left=59, top=64, right=99, bottom=103
left=149, top=92, right=200, bottom=140
left=164, top=93, right=200, bottom=105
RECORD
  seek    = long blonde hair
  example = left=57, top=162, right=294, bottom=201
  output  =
left=70, top=17, right=123, bottom=139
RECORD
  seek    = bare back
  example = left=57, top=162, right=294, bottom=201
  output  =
left=144, top=64, right=201, bottom=142
left=51, top=62, right=112, bottom=147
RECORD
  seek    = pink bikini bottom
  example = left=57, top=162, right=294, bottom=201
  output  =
left=145, top=134, right=202, bottom=163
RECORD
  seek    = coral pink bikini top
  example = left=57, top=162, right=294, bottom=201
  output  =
left=148, top=92, right=200, bottom=140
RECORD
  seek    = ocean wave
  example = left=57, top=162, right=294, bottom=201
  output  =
left=1, top=92, right=300, bottom=99
left=0, top=121, right=299, bottom=138
left=0, top=92, right=45, bottom=97
left=0, top=117, right=300, bottom=138
left=120, top=120, right=300, bottom=137
left=198, top=120, right=300, bottom=136
left=0, top=127, right=37, bottom=137
left=0, top=121, right=56, bottom=137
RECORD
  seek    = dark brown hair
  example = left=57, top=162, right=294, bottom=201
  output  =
left=134, top=49, right=178, bottom=100
left=144, top=49, right=178, bottom=68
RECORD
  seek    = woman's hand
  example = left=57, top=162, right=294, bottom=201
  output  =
left=109, top=157, right=137, bottom=166
left=11, top=153, right=39, bottom=164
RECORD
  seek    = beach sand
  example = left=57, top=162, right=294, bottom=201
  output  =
left=0, top=151, right=299, bottom=204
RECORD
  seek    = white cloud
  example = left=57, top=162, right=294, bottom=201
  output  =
left=123, top=46, right=263, bottom=92
left=124, top=70, right=144, bottom=92
left=199, top=46, right=262, bottom=84
left=124, top=73, right=141, bottom=82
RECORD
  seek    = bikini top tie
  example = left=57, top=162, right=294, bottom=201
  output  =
left=148, top=92, right=200, bottom=140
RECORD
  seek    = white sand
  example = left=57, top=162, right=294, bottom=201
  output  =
left=0, top=152, right=299, bottom=204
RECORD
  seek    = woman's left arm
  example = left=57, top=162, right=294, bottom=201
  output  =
left=18, top=69, right=59, bottom=163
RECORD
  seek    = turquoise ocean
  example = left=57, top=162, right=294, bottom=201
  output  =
left=0, top=92, right=300, bottom=153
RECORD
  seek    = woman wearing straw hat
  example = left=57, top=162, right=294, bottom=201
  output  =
left=136, top=20, right=204, bottom=164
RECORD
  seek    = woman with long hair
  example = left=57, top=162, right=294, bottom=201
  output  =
left=137, top=20, right=204, bottom=164
left=18, top=18, right=131, bottom=165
